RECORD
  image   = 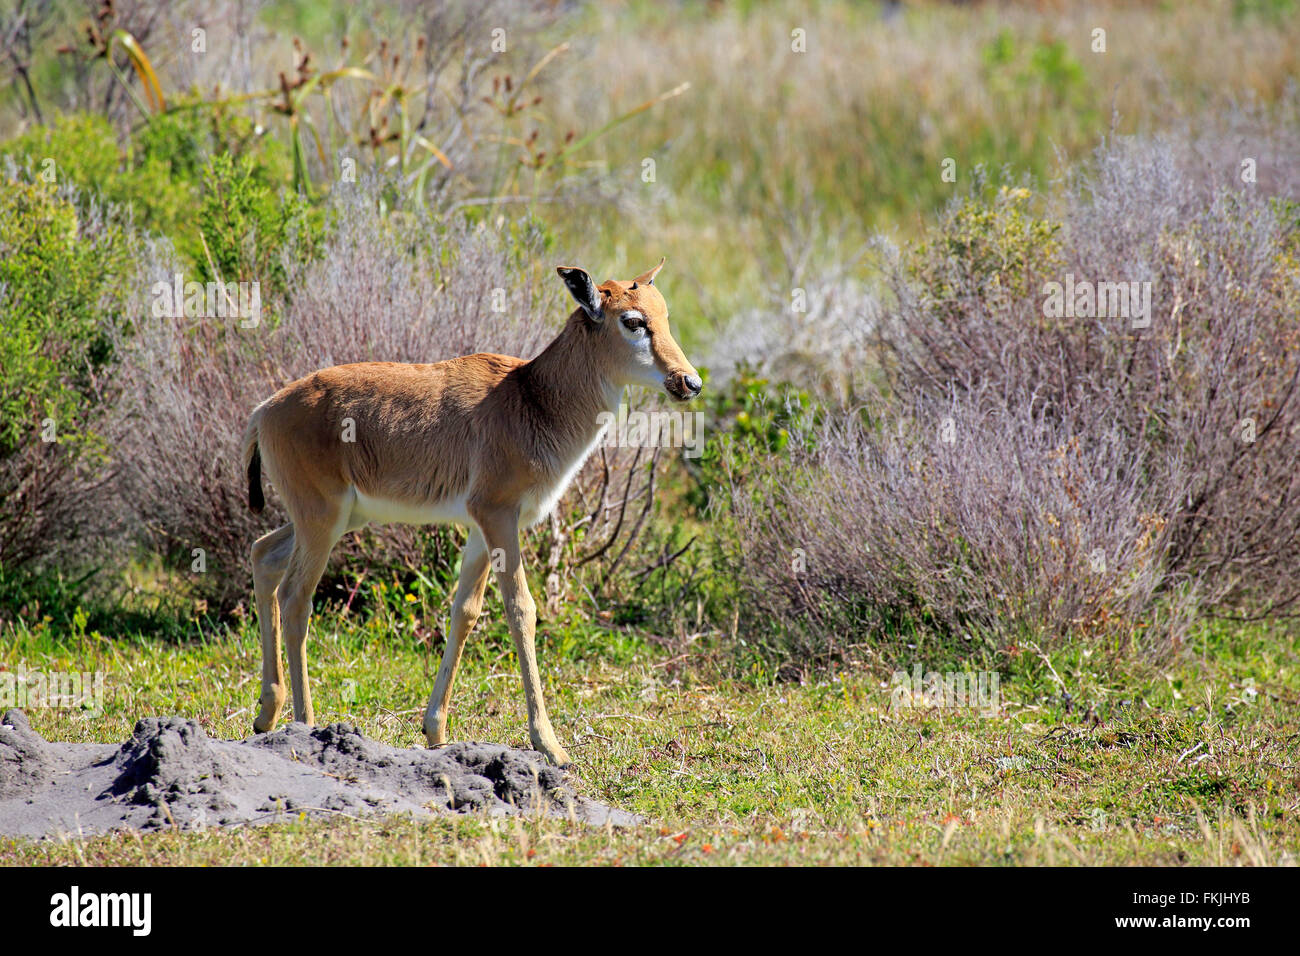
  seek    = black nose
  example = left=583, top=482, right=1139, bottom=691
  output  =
left=684, top=374, right=702, bottom=396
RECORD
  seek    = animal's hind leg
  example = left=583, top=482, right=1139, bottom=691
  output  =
left=251, top=522, right=294, bottom=733
left=277, top=523, right=337, bottom=726
left=424, top=528, right=491, bottom=747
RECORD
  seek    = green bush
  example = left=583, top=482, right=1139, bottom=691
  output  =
left=196, top=151, right=319, bottom=299
left=0, top=180, right=130, bottom=453
left=0, top=109, right=303, bottom=592
left=0, top=179, right=134, bottom=569
left=2, top=109, right=296, bottom=270
left=908, top=185, right=1062, bottom=308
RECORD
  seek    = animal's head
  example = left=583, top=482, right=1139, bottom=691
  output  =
left=557, top=259, right=702, bottom=401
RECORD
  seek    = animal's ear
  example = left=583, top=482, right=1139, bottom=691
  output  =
left=557, top=266, right=602, bottom=321
left=632, top=257, right=666, bottom=286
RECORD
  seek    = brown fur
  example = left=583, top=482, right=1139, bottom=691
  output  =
left=242, top=262, right=700, bottom=767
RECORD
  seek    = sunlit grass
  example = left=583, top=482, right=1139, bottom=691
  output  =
left=3, top=612, right=1296, bottom=865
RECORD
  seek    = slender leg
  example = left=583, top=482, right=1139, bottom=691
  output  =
left=277, top=529, right=335, bottom=726
left=424, top=528, right=492, bottom=746
left=477, top=509, right=571, bottom=767
left=251, top=523, right=294, bottom=733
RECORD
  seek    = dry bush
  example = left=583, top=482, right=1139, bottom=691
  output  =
left=722, top=390, right=1193, bottom=668
left=882, top=129, right=1300, bottom=613
left=715, top=121, right=1300, bottom=667
left=524, top=440, right=673, bottom=620
left=0, top=430, right=114, bottom=571
left=103, top=176, right=554, bottom=609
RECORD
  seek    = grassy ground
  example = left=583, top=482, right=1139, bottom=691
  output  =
left=2, top=606, right=1296, bottom=865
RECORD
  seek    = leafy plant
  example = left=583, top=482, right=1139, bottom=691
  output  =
left=196, top=151, right=317, bottom=298
left=0, top=178, right=132, bottom=569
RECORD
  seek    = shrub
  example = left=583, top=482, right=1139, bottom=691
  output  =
left=711, top=128, right=1300, bottom=671
left=881, top=139, right=1300, bottom=612
left=195, top=151, right=318, bottom=300
left=1, top=110, right=295, bottom=269
left=0, top=178, right=134, bottom=569
left=717, top=390, right=1190, bottom=673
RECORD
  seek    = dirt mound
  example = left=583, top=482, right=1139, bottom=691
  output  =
left=0, top=709, right=636, bottom=839
left=0, top=709, right=58, bottom=799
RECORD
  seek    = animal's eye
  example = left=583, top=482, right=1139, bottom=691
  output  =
left=621, top=314, right=646, bottom=332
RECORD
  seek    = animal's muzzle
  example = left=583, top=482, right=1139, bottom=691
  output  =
left=667, top=372, right=703, bottom=401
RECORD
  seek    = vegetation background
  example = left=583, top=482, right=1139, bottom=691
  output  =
left=1, top=0, right=1297, bottom=865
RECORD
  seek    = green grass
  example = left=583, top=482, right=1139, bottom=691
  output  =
left=2, top=608, right=1296, bottom=865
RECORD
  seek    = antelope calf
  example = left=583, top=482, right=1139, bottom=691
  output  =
left=242, top=260, right=701, bottom=766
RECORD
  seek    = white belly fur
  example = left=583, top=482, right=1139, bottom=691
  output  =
left=350, top=488, right=472, bottom=529
left=345, top=419, right=612, bottom=533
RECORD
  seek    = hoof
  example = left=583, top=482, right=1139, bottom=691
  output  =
left=543, top=749, right=572, bottom=770
left=252, top=713, right=276, bottom=734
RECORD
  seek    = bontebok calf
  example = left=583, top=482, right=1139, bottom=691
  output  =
left=242, top=260, right=701, bottom=766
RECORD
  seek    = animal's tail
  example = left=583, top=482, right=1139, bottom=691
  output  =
left=242, top=402, right=267, bottom=514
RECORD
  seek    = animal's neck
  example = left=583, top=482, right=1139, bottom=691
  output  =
left=520, top=314, right=620, bottom=459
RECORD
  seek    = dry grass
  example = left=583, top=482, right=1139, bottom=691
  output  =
left=539, top=0, right=1300, bottom=318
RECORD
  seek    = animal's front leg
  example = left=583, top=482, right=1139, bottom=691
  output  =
left=478, top=510, right=571, bottom=768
